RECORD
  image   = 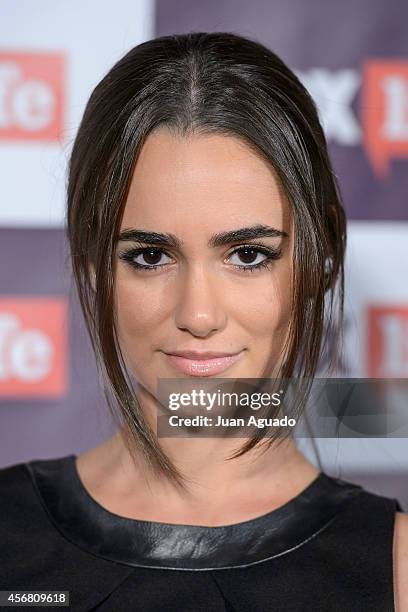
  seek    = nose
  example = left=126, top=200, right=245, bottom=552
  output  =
left=174, top=264, right=227, bottom=338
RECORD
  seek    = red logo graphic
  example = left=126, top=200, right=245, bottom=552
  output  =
left=0, top=52, right=64, bottom=141
left=362, top=61, right=408, bottom=178
left=367, top=306, right=408, bottom=377
left=0, top=298, right=68, bottom=397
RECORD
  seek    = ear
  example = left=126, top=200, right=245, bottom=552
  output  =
left=89, top=263, right=96, bottom=292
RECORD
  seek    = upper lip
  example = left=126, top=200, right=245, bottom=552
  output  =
left=163, top=350, right=243, bottom=359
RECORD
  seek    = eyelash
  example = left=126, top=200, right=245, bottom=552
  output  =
left=118, top=244, right=282, bottom=273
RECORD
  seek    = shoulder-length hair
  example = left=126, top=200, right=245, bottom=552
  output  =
left=66, top=32, right=346, bottom=489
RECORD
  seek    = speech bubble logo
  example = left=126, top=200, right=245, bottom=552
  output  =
left=361, top=61, right=408, bottom=178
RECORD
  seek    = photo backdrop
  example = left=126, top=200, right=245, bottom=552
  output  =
left=1, top=0, right=407, bottom=506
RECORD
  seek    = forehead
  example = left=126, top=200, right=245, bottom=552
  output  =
left=121, top=128, right=291, bottom=230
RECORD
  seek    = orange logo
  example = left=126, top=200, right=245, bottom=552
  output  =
left=367, top=305, right=408, bottom=377
left=362, top=61, right=408, bottom=178
left=0, top=298, right=68, bottom=397
left=0, top=52, right=64, bottom=141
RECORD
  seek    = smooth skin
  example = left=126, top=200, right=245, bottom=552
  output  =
left=77, top=129, right=408, bottom=609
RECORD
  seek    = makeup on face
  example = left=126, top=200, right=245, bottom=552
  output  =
left=114, top=131, right=294, bottom=385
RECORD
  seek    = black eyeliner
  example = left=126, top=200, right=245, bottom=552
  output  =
left=117, top=242, right=282, bottom=273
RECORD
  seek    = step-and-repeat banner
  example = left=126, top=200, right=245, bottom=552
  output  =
left=1, top=0, right=407, bottom=502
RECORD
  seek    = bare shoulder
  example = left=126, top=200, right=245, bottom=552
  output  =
left=394, top=511, right=408, bottom=611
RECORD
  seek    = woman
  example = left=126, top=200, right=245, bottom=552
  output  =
left=0, top=31, right=407, bottom=611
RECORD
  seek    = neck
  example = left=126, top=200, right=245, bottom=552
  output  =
left=76, top=388, right=320, bottom=525
left=96, top=428, right=319, bottom=520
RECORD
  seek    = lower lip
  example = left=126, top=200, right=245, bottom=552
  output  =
left=164, top=351, right=245, bottom=376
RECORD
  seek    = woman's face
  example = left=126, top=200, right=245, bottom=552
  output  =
left=114, top=128, right=294, bottom=394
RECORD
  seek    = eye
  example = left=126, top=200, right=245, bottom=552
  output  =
left=226, top=245, right=282, bottom=273
left=118, top=247, right=173, bottom=271
left=118, top=244, right=282, bottom=273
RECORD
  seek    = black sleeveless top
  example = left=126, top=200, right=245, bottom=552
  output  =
left=0, top=454, right=402, bottom=611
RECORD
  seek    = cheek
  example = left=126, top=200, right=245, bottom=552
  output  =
left=236, top=266, right=293, bottom=339
left=114, top=278, right=166, bottom=343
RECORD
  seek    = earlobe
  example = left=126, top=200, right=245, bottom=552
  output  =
left=324, top=255, right=334, bottom=291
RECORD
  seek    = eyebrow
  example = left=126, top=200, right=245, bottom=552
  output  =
left=117, top=224, right=289, bottom=248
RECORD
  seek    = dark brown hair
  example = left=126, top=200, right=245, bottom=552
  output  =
left=66, top=32, right=346, bottom=489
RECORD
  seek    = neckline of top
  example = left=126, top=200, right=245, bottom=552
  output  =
left=71, top=453, right=324, bottom=529
left=27, top=454, right=363, bottom=571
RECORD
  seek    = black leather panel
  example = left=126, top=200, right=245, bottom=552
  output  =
left=27, top=455, right=363, bottom=571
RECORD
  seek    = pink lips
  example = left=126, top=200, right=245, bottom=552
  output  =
left=163, top=350, right=245, bottom=376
